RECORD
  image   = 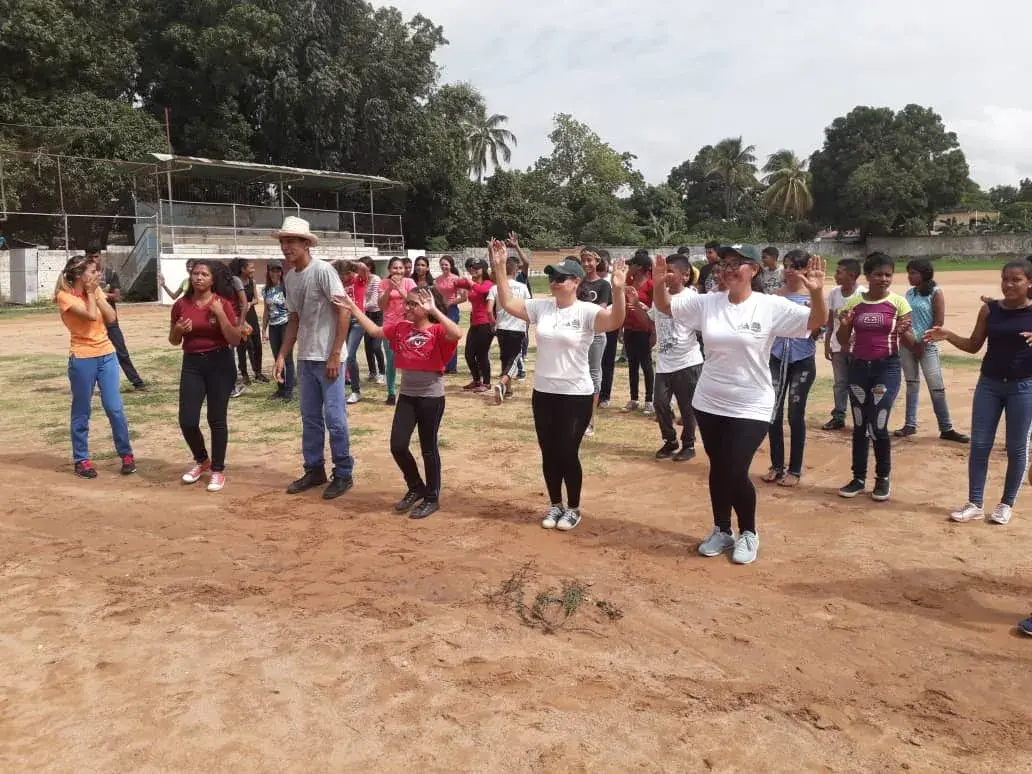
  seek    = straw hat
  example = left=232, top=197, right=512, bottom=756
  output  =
left=273, top=216, right=319, bottom=246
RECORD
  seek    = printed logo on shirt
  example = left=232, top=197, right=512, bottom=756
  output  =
left=400, top=329, right=433, bottom=359
left=857, top=311, right=890, bottom=329
left=556, top=316, right=582, bottom=331
left=736, top=321, right=762, bottom=334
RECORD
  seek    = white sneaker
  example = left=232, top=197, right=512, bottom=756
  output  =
left=622, top=400, right=638, bottom=413
left=376, top=374, right=386, bottom=385
left=598, top=401, right=610, bottom=409
left=182, top=461, right=210, bottom=484
left=732, top=531, right=759, bottom=564
left=642, top=401, right=656, bottom=417
left=542, top=505, right=564, bottom=529
left=206, top=472, right=226, bottom=492
left=950, top=502, right=985, bottom=523
left=346, top=392, right=361, bottom=404
left=698, top=527, right=735, bottom=557
left=583, top=424, right=594, bottom=438
left=493, top=383, right=505, bottom=405
left=989, top=503, right=1013, bottom=525
left=556, top=508, right=582, bottom=531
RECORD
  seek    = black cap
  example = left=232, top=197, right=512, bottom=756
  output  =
left=268, top=260, right=283, bottom=269
left=543, top=258, right=585, bottom=280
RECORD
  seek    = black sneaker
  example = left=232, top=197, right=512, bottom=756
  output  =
left=286, top=468, right=327, bottom=494
left=75, top=460, right=98, bottom=479
left=133, top=383, right=147, bottom=391
left=822, top=419, right=845, bottom=431
left=120, top=454, right=136, bottom=475
left=838, top=478, right=866, bottom=498
left=394, top=490, right=424, bottom=513
left=893, top=425, right=916, bottom=438
left=655, top=441, right=679, bottom=459
left=385, top=395, right=397, bottom=406
left=410, top=500, right=439, bottom=520
left=940, top=429, right=970, bottom=444
left=673, top=445, right=697, bottom=462
left=872, top=477, right=891, bottom=502
left=254, top=374, right=270, bottom=383
left=322, top=475, right=354, bottom=500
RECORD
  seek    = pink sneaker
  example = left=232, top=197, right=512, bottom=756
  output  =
left=182, top=461, right=211, bottom=484
left=207, top=472, right=226, bottom=492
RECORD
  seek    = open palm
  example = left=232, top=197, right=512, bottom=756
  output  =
left=800, top=255, right=826, bottom=292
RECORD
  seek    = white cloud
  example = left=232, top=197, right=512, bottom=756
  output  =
left=387, top=0, right=1032, bottom=187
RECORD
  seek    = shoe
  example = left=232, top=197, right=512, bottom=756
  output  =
left=893, top=425, right=916, bottom=438
left=182, top=460, right=211, bottom=484
left=241, top=375, right=252, bottom=386
left=598, top=400, right=610, bottom=409
left=517, top=373, right=527, bottom=381
left=622, top=400, right=639, bottom=412
left=656, top=441, right=679, bottom=459
left=698, top=527, right=735, bottom=557
left=230, top=383, right=244, bottom=398
left=673, top=446, right=696, bottom=462
left=207, top=472, right=226, bottom=492
left=254, top=374, right=270, bottom=383
left=75, top=460, right=98, bottom=479
left=286, top=468, right=327, bottom=494
left=1018, top=616, right=1032, bottom=636
left=366, top=373, right=378, bottom=383
left=322, top=476, right=354, bottom=500
left=394, top=490, right=424, bottom=513
left=410, top=500, right=439, bottom=520
left=542, top=504, right=564, bottom=529
left=462, top=380, right=479, bottom=391
left=376, top=374, right=386, bottom=385
left=950, top=502, right=985, bottom=522
left=989, top=503, right=1013, bottom=525
left=732, top=531, right=759, bottom=565
left=872, top=477, right=891, bottom=502
left=493, top=383, right=505, bottom=405
left=269, top=389, right=284, bottom=400
left=940, top=429, right=970, bottom=444
left=132, top=383, right=147, bottom=391
left=583, top=424, right=594, bottom=438
left=642, top=401, right=656, bottom=417
left=346, top=392, right=361, bottom=404
left=473, top=384, right=490, bottom=393
left=838, top=478, right=866, bottom=498
left=822, top=419, right=846, bottom=430
left=556, top=508, right=581, bottom=531
left=120, top=454, right=136, bottom=475
left=385, top=395, right=397, bottom=406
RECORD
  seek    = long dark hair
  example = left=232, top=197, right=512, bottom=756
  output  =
left=265, top=265, right=284, bottom=288
left=186, top=259, right=237, bottom=300
left=439, top=255, right=460, bottom=276
left=906, top=258, right=936, bottom=296
left=413, top=255, right=433, bottom=286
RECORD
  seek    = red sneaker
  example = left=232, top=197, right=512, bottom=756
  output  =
left=461, top=380, right=480, bottom=391
left=120, top=454, right=136, bottom=475
left=75, top=460, right=97, bottom=479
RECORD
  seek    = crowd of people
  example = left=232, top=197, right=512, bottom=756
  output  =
left=52, top=218, right=1032, bottom=634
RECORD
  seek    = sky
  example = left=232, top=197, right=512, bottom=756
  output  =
left=386, top=0, right=1032, bottom=189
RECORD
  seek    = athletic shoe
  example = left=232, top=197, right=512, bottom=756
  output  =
left=673, top=446, right=697, bottom=462
left=132, top=383, right=147, bottom=391
left=461, top=380, right=479, bottom=391
left=410, top=500, right=439, bottom=520
left=872, top=477, right=891, bottom=502
left=493, top=383, right=505, bottom=405
left=182, top=461, right=211, bottom=484
left=120, top=454, right=136, bottom=475
left=376, top=374, right=386, bottom=385
left=698, top=527, right=735, bottom=557
left=241, top=375, right=252, bottom=386
left=230, top=383, right=244, bottom=398
left=207, top=472, right=226, bottom=492
left=989, top=503, right=1013, bottom=525
left=385, top=395, right=396, bottom=406
left=394, top=490, right=423, bottom=513
left=542, top=505, right=564, bottom=529
left=838, top=478, right=866, bottom=498
left=322, top=476, right=354, bottom=500
left=732, top=531, right=759, bottom=565
left=517, top=373, right=527, bottom=381
left=622, top=400, right=639, bottom=412
left=75, top=460, right=98, bottom=479
left=940, top=429, right=970, bottom=444
left=556, top=508, right=581, bottom=531
left=473, top=384, right=490, bottom=393
left=950, top=502, right=985, bottom=522
left=583, top=424, right=594, bottom=438
left=893, top=425, right=916, bottom=438
left=286, top=468, right=327, bottom=494
left=822, top=419, right=846, bottom=430
left=598, top=401, right=611, bottom=409
left=346, top=392, right=361, bottom=405
left=254, top=374, right=270, bottom=383
left=655, top=441, right=679, bottom=459
left=1018, top=616, right=1032, bottom=636
left=642, top=401, right=656, bottom=417
left=366, top=373, right=378, bottom=383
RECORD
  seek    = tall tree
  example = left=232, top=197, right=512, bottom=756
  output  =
left=466, top=110, right=517, bottom=182
left=762, top=150, right=813, bottom=218
left=706, top=137, right=757, bottom=219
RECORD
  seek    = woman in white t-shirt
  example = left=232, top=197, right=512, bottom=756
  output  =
left=654, top=245, right=827, bottom=564
left=489, top=241, right=628, bottom=531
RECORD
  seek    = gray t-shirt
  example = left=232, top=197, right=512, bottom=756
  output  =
left=400, top=369, right=444, bottom=398
left=283, top=259, right=345, bottom=362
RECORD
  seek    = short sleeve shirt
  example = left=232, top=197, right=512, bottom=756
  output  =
left=841, top=293, right=912, bottom=360
left=487, top=280, right=531, bottom=332
left=525, top=299, right=601, bottom=395
left=57, top=290, right=115, bottom=358
left=648, top=288, right=703, bottom=373
left=283, top=259, right=345, bottom=361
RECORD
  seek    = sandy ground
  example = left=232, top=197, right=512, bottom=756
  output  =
left=1, top=270, right=1031, bottom=773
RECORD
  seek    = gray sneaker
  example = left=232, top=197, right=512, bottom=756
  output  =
left=732, top=531, right=759, bottom=564
left=542, top=505, right=564, bottom=529
left=698, top=527, right=735, bottom=557
left=556, top=508, right=582, bottom=532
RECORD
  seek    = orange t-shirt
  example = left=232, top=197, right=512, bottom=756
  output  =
left=56, top=290, right=115, bottom=358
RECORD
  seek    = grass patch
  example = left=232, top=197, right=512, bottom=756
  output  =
left=486, top=562, right=619, bottom=635
left=938, top=354, right=982, bottom=370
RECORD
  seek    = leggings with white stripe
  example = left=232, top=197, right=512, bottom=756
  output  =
left=390, top=394, right=446, bottom=501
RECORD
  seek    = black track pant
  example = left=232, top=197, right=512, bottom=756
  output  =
left=465, top=323, right=493, bottom=384
left=364, top=310, right=386, bottom=375
left=179, top=347, right=236, bottom=471
left=532, top=390, right=594, bottom=508
left=599, top=330, right=619, bottom=403
left=106, top=322, right=144, bottom=387
left=237, top=307, right=262, bottom=378
left=695, top=409, right=769, bottom=535
left=497, top=329, right=524, bottom=380
left=624, top=329, right=654, bottom=402
left=390, top=394, right=445, bottom=501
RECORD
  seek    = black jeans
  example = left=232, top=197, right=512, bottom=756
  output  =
left=497, top=329, right=524, bottom=380
left=599, top=330, right=619, bottom=402
left=267, top=323, right=295, bottom=396
left=179, top=347, right=236, bottom=471
left=624, top=329, right=654, bottom=402
left=465, top=323, right=493, bottom=384
left=695, top=409, right=770, bottom=534
left=364, top=310, right=385, bottom=375
left=848, top=355, right=902, bottom=481
left=532, top=390, right=594, bottom=508
left=105, top=322, right=144, bottom=387
left=769, top=355, right=817, bottom=477
left=390, top=394, right=446, bottom=500
left=655, top=364, right=701, bottom=447
left=237, top=307, right=262, bottom=378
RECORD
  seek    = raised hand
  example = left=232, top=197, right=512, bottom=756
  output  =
left=488, top=239, right=508, bottom=271
left=652, top=254, right=668, bottom=281
left=609, top=257, right=629, bottom=289
left=800, top=255, right=827, bottom=292
left=416, top=287, right=436, bottom=313
left=506, top=231, right=520, bottom=248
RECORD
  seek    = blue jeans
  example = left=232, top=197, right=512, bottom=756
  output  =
left=769, top=355, right=816, bottom=476
left=345, top=320, right=365, bottom=393
left=968, top=376, right=1032, bottom=507
left=829, top=352, right=850, bottom=421
left=848, top=355, right=901, bottom=480
left=267, top=323, right=294, bottom=396
left=68, top=352, right=132, bottom=463
left=445, top=305, right=460, bottom=372
left=298, top=360, right=354, bottom=479
left=901, top=344, right=954, bottom=432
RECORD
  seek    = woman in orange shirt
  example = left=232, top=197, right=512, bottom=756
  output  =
left=54, top=255, right=135, bottom=479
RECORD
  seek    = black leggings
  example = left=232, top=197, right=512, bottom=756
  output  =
left=532, top=390, right=594, bottom=509
left=465, top=324, right=493, bottom=384
left=599, top=330, right=619, bottom=402
left=624, top=329, right=654, bottom=402
left=390, top=394, right=445, bottom=500
left=497, top=329, right=524, bottom=380
left=179, top=347, right=236, bottom=471
left=237, top=307, right=262, bottom=378
left=364, top=310, right=386, bottom=375
left=695, top=409, right=770, bottom=534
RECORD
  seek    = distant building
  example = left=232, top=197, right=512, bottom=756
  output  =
left=933, top=209, right=1000, bottom=231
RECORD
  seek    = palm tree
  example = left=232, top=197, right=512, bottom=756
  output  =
left=706, top=137, right=757, bottom=219
left=762, top=150, right=814, bottom=219
left=465, top=111, right=518, bottom=182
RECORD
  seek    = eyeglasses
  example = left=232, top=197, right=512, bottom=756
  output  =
left=717, top=260, right=745, bottom=272
left=549, top=274, right=574, bottom=284
left=404, top=300, right=421, bottom=308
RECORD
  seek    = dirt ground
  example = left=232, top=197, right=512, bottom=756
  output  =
left=1, top=270, right=1031, bottom=773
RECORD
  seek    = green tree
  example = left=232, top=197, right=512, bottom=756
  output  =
left=465, top=110, right=517, bottom=182
left=706, top=137, right=757, bottom=219
left=667, top=148, right=725, bottom=228
left=761, top=150, right=813, bottom=218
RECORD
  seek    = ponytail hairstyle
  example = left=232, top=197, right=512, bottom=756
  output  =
left=906, top=258, right=936, bottom=296
left=185, top=259, right=237, bottom=300
left=54, top=255, right=93, bottom=300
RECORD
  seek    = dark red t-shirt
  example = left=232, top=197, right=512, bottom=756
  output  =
left=383, top=321, right=457, bottom=373
left=623, top=277, right=654, bottom=332
left=172, top=295, right=239, bottom=353
left=455, top=278, right=495, bottom=326
left=343, top=276, right=366, bottom=310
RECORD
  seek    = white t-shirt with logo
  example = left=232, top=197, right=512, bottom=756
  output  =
left=525, top=299, right=601, bottom=396
left=487, top=280, right=531, bottom=333
left=827, top=284, right=866, bottom=354
left=670, top=291, right=811, bottom=422
left=649, top=287, right=704, bottom=374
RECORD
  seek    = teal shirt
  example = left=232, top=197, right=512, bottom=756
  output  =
left=905, top=286, right=938, bottom=339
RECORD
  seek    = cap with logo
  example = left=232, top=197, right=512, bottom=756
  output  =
left=717, top=244, right=763, bottom=263
left=543, top=258, right=586, bottom=280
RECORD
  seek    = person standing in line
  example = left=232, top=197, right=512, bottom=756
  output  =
left=229, top=258, right=267, bottom=387
left=759, top=246, right=783, bottom=294
left=412, top=255, right=434, bottom=289
left=696, top=241, right=721, bottom=294
left=894, top=259, right=969, bottom=443
left=507, top=232, right=533, bottom=380
left=926, top=260, right=1032, bottom=526
left=488, top=255, right=533, bottom=404
left=86, top=242, right=146, bottom=391
left=337, top=287, right=462, bottom=519
left=170, top=260, right=241, bottom=491
left=622, top=250, right=656, bottom=416
left=597, top=250, right=620, bottom=408
left=272, top=217, right=355, bottom=500
left=650, top=253, right=702, bottom=462
left=577, top=247, right=613, bottom=436
left=490, top=245, right=628, bottom=531
left=359, top=256, right=386, bottom=385
left=653, top=247, right=827, bottom=565
left=380, top=257, right=418, bottom=405
left=55, top=255, right=137, bottom=479
left=434, top=255, right=465, bottom=375
left=822, top=258, right=864, bottom=431
left=334, top=259, right=370, bottom=405
left=836, top=252, right=917, bottom=502
left=455, top=258, right=495, bottom=393
left=261, top=260, right=294, bottom=400
left=159, top=258, right=197, bottom=302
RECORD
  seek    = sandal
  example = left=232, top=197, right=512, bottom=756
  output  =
left=778, top=473, right=801, bottom=487
left=761, top=468, right=784, bottom=484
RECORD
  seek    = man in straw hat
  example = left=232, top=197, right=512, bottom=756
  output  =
left=272, top=216, right=356, bottom=499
